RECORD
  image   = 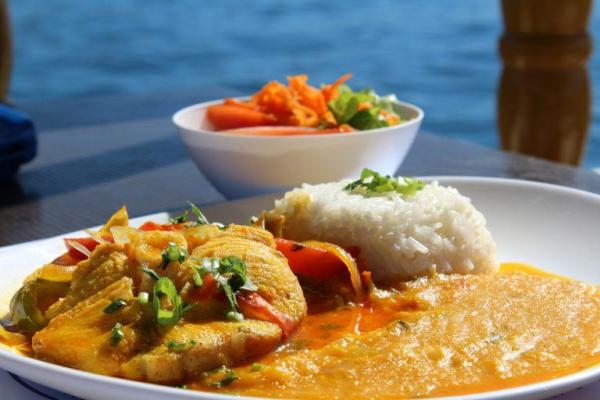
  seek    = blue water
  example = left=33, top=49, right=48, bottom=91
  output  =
left=7, top=0, right=600, bottom=166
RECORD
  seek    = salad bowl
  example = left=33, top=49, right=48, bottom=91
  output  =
left=174, top=98, right=424, bottom=199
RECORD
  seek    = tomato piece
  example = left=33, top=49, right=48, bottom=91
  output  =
left=206, top=104, right=276, bottom=130
left=237, top=291, right=297, bottom=339
left=186, top=274, right=219, bottom=302
left=63, top=238, right=97, bottom=260
left=138, top=221, right=184, bottom=231
left=275, top=238, right=346, bottom=279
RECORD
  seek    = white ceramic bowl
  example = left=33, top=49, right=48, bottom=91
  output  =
left=173, top=98, right=424, bottom=198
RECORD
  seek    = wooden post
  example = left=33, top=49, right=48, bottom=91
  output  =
left=497, top=0, right=593, bottom=166
left=0, top=0, right=11, bottom=102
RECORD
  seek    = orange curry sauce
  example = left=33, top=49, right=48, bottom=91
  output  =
left=190, top=263, right=600, bottom=398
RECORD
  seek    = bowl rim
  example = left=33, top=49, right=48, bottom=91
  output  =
left=172, top=96, right=425, bottom=141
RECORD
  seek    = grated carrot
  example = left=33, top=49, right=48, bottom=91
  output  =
left=209, top=74, right=352, bottom=130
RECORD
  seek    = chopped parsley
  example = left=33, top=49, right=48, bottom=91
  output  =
left=110, top=322, right=124, bottom=346
left=168, top=202, right=210, bottom=226
left=168, top=209, right=189, bottom=224
left=206, top=366, right=239, bottom=388
left=103, top=299, right=127, bottom=314
left=250, top=363, right=265, bottom=372
left=141, top=267, right=161, bottom=281
left=167, top=339, right=197, bottom=351
left=344, top=168, right=425, bottom=198
left=190, top=202, right=209, bottom=225
left=191, top=256, right=258, bottom=320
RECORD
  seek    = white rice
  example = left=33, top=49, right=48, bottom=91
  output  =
left=273, top=180, right=498, bottom=282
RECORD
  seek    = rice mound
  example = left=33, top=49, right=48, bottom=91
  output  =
left=274, top=180, right=498, bottom=282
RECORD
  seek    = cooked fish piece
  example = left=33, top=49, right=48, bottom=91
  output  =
left=30, top=219, right=306, bottom=383
left=182, top=223, right=275, bottom=252
left=46, top=243, right=129, bottom=319
left=128, top=229, right=187, bottom=270
left=192, top=236, right=306, bottom=324
left=120, top=320, right=281, bottom=383
left=121, top=235, right=306, bottom=383
left=33, top=277, right=147, bottom=375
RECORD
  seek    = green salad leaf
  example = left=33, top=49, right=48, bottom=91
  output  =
left=327, top=85, right=401, bottom=130
left=344, top=168, right=425, bottom=198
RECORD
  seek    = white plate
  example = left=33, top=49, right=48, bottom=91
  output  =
left=0, top=177, right=599, bottom=400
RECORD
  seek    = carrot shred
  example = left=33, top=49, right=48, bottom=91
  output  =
left=321, top=73, right=352, bottom=102
left=206, top=74, right=352, bottom=130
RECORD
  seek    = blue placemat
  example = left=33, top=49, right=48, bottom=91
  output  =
left=0, top=103, right=37, bottom=180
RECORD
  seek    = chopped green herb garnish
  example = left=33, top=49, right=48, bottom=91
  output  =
left=137, top=291, right=149, bottom=304
left=226, top=311, right=243, bottom=322
left=192, top=272, right=203, bottom=287
left=167, top=339, right=197, bottom=351
left=103, top=299, right=127, bottom=314
left=250, top=363, right=265, bottom=372
left=167, top=202, right=210, bottom=226
left=142, top=267, right=161, bottom=281
left=190, top=202, right=209, bottom=225
left=110, top=322, right=124, bottom=346
left=190, top=256, right=257, bottom=320
left=168, top=210, right=189, bottom=224
left=207, top=366, right=238, bottom=388
left=212, top=222, right=227, bottom=230
left=152, top=277, right=183, bottom=326
left=175, top=384, right=188, bottom=389
left=161, top=242, right=189, bottom=268
left=344, top=168, right=425, bottom=198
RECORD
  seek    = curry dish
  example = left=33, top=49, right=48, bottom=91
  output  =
left=1, top=200, right=599, bottom=399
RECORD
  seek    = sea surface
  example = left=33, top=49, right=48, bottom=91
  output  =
left=7, top=0, right=600, bottom=167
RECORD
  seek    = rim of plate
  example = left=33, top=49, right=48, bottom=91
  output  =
left=0, top=345, right=599, bottom=400
left=172, top=97, right=425, bottom=140
left=1, top=176, right=599, bottom=400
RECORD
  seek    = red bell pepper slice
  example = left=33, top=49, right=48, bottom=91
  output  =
left=237, top=291, right=297, bottom=339
left=138, top=221, right=184, bottom=231
left=138, top=221, right=185, bottom=231
left=275, top=238, right=346, bottom=279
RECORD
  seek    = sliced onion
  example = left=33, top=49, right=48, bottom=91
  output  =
left=99, top=206, right=129, bottom=235
left=256, top=210, right=285, bottom=237
left=64, top=240, right=91, bottom=258
left=84, top=229, right=109, bottom=244
left=110, top=226, right=135, bottom=244
left=303, top=240, right=364, bottom=297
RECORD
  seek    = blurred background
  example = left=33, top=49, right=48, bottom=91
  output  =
left=5, top=0, right=600, bottom=167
